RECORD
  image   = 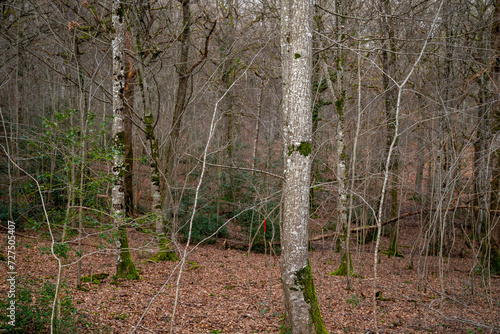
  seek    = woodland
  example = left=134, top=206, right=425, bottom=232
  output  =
left=1, top=0, right=500, bottom=333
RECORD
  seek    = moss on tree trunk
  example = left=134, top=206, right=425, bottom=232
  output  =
left=148, top=234, right=179, bottom=263
left=115, top=225, right=140, bottom=279
left=385, top=223, right=404, bottom=258
left=330, top=252, right=353, bottom=276
left=280, top=261, right=327, bottom=334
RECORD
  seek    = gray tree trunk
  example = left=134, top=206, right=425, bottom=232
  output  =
left=280, top=0, right=327, bottom=332
left=112, top=0, right=139, bottom=279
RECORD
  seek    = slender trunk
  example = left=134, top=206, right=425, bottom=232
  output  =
left=124, top=31, right=135, bottom=217
left=252, top=79, right=265, bottom=172
left=317, top=2, right=351, bottom=285
left=380, top=0, right=401, bottom=258
left=163, top=0, right=191, bottom=244
left=62, top=112, right=76, bottom=241
left=75, top=31, right=88, bottom=289
left=486, top=0, right=500, bottom=274
left=112, top=0, right=139, bottom=279
left=415, top=124, right=425, bottom=198
left=0, top=109, right=13, bottom=222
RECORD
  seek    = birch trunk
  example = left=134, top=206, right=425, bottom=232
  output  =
left=280, top=0, right=327, bottom=332
left=112, top=0, right=139, bottom=279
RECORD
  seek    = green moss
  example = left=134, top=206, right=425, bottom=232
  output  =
left=115, top=225, right=141, bottom=280
left=81, top=273, right=110, bottom=284
left=186, top=261, right=200, bottom=271
left=147, top=235, right=179, bottom=263
left=297, top=142, right=312, bottom=157
left=329, top=252, right=353, bottom=276
left=385, top=240, right=404, bottom=258
left=288, top=142, right=312, bottom=157
left=339, top=146, right=347, bottom=162
left=335, top=98, right=344, bottom=114
left=81, top=276, right=91, bottom=283
left=115, top=3, right=125, bottom=18
left=115, top=131, right=125, bottom=146
left=292, top=260, right=328, bottom=334
left=294, top=53, right=301, bottom=59
left=145, top=114, right=154, bottom=140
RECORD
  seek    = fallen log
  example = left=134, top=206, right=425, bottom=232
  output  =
left=309, top=205, right=500, bottom=242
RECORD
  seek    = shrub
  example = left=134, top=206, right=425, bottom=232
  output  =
left=0, top=277, right=98, bottom=333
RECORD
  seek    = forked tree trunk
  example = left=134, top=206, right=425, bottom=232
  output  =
left=112, top=0, right=139, bottom=279
left=280, top=0, right=327, bottom=332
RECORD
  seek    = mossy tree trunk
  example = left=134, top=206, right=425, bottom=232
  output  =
left=111, top=0, right=139, bottom=280
left=145, top=112, right=178, bottom=262
left=130, top=2, right=178, bottom=263
left=316, top=0, right=352, bottom=286
left=280, top=0, right=327, bottom=332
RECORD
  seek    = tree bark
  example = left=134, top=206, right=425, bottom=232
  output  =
left=280, top=0, right=327, bottom=332
left=124, top=31, right=135, bottom=217
left=379, top=0, right=402, bottom=258
left=487, top=0, right=500, bottom=274
left=162, top=0, right=191, bottom=245
left=112, top=0, right=139, bottom=279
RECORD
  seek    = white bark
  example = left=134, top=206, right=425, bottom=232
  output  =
left=112, top=0, right=126, bottom=256
left=280, top=0, right=325, bottom=332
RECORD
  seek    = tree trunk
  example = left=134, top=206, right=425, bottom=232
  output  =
left=317, top=0, right=352, bottom=284
left=488, top=0, right=500, bottom=274
left=380, top=0, right=402, bottom=258
left=162, top=0, right=191, bottom=245
left=252, top=78, right=265, bottom=172
left=280, top=0, right=327, bottom=332
left=124, top=31, right=135, bottom=217
left=112, top=0, right=139, bottom=280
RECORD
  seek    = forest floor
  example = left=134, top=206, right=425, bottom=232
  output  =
left=1, top=217, right=500, bottom=334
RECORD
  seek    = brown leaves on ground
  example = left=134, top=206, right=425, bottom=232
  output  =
left=1, top=222, right=499, bottom=333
